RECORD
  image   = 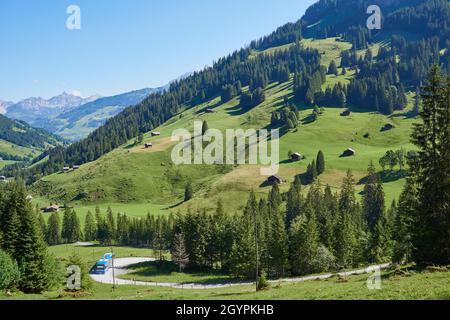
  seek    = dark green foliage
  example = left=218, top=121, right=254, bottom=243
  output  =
left=46, top=212, right=62, bottom=245
left=393, top=180, right=417, bottom=263
left=62, top=207, right=83, bottom=244
left=84, top=211, right=97, bottom=242
left=328, top=60, right=338, bottom=76
left=184, top=182, right=193, bottom=202
left=0, top=182, right=56, bottom=293
left=410, top=65, right=450, bottom=265
left=0, top=249, right=20, bottom=290
left=363, top=162, right=385, bottom=231
left=316, top=150, right=325, bottom=175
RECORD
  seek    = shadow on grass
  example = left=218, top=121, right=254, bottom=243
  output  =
left=124, top=260, right=243, bottom=285
left=357, top=170, right=408, bottom=186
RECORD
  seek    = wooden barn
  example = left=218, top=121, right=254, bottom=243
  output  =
left=267, top=175, right=283, bottom=185
left=145, top=142, right=153, bottom=148
left=342, top=148, right=356, bottom=157
left=151, top=132, right=161, bottom=137
left=340, top=109, right=352, bottom=117
left=42, top=205, right=60, bottom=213
left=291, top=153, right=302, bottom=162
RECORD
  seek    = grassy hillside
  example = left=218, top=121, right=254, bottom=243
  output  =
left=30, top=37, right=419, bottom=221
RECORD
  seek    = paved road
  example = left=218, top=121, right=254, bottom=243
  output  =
left=90, top=257, right=391, bottom=290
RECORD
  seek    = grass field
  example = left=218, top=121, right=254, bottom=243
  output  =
left=2, top=265, right=449, bottom=300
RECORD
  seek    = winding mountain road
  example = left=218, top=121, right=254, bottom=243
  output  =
left=90, top=257, right=391, bottom=290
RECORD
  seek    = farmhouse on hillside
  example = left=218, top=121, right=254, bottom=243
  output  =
left=62, top=167, right=70, bottom=173
left=73, top=165, right=80, bottom=170
left=291, top=152, right=302, bottom=162
left=267, top=175, right=283, bottom=185
left=42, top=205, right=60, bottom=213
left=145, top=142, right=153, bottom=148
left=340, top=109, right=352, bottom=117
left=381, top=123, right=395, bottom=132
left=341, top=148, right=356, bottom=157
left=205, top=108, right=216, bottom=113
left=151, top=132, right=161, bottom=136
left=0, top=176, right=6, bottom=181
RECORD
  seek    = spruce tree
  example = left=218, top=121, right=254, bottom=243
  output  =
left=363, top=162, right=385, bottom=231
left=392, top=180, right=417, bottom=263
left=289, top=204, right=319, bottom=275
left=61, top=207, right=73, bottom=243
left=268, top=205, right=289, bottom=278
left=316, top=150, right=325, bottom=175
left=14, top=186, right=51, bottom=293
left=410, top=65, right=450, bottom=265
left=184, top=182, right=193, bottom=202
left=84, top=211, right=97, bottom=241
left=46, top=212, right=62, bottom=245
left=70, top=210, right=83, bottom=243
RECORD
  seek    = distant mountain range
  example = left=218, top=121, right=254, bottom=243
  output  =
left=2, top=88, right=165, bottom=141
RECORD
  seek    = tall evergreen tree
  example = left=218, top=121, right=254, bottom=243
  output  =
left=84, top=211, right=97, bottom=242
left=316, top=150, right=325, bottom=175
left=289, top=204, right=319, bottom=275
left=410, top=65, right=450, bottom=265
left=46, top=212, right=62, bottom=245
left=392, top=180, right=417, bottom=263
left=363, top=162, right=386, bottom=231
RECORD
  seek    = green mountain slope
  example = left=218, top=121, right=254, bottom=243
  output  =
left=32, top=36, right=420, bottom=219
left=0, top=114, right=65, bottom=169
left=27, top=0, right=449, bottom=219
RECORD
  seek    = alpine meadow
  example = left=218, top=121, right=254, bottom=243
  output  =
left=0, top=0, right=449, bottom=306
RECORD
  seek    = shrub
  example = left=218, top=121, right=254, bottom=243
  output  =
left=257, top=272, right=270, bottom=291
left=0, top=249, right=20, bottom=290
left=312, top=245, right=336, bottom=273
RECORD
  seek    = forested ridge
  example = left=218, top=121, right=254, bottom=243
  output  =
left=0, top=115, right=64, bottom=158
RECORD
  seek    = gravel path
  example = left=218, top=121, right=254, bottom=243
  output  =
left=90, top=257, right=391, bottom=290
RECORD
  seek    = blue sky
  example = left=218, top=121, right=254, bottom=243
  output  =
left=0, top=0, right=316, bottom=102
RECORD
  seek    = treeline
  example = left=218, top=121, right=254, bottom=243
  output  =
left=6, top=44, right=322, bottom=184
left=42, top=206, right=175, bottom=259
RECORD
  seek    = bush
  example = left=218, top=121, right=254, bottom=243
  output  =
left=257, top=272, right=270, bottom=291
left=312, top=245, right=336, bottom=273
left=0, top=249, right=20, bottom=290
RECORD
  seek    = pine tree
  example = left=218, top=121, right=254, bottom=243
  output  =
left=267, top=205, right=289, bottom=278
left=230, top=193, right=257, bottom=278
left=84, top=211, right=97, bottom=241
left=363, top=162, right=385, bottom=231
left=70, top=210, right=83, bottom=243
left=46, top=212, right=62, bottom=245
left=184, top=182, right=193, bottom=202
left=105, top=207, right=116, bottom=245
left=36, top=207, right=47, bottom=237
left=285, top=177, right=303, bottom=229
left=392, top=180, right=417, bottom=263
left=410, top=65, right=450, bottom=265
left=316, top=150, right=325, bottom=175
left=14, top=186, right=51, bottom=293
left=61, top=207, right=73, bottom=243
left=289, top=204, right=319, bottom=275
left=368, top=203, right=394, bottom=263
